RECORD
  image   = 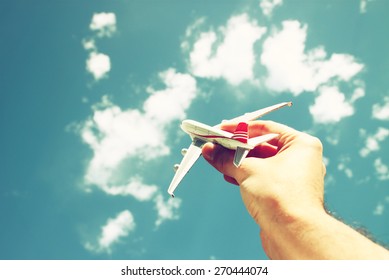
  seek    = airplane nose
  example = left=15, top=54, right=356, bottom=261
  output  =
left=180, top=120, right=192, bottom=133
left=181, top=120, right=192, bottom=126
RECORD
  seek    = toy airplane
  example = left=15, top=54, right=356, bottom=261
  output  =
left=167, top=101, right=292, bottom=197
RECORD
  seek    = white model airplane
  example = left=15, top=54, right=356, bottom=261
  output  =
left=167, top=101, right=292, bottom=197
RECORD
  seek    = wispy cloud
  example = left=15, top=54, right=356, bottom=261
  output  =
left=373, top=197, right=389, bottom=216
left=82, top=38, right=96, bottom=51
left=337, top=155, right=353, bottom=179
left=186, top=14, right=266, bottom=85
left=360, top=0, right=375, bottom=14
left=374, top=158, right=389, bottom=181
left=373, top=202, right=384, bottom=215
left=98, top=177, right=158, bottom=202
left=85, top=210, right=136, bottom=253
left=154, top=194, right=182, bottom=227
left=359, top=127, right=389, bottom=157
left=260, top=0, right=283, bottom=18
left=372, top=96, right=389, bottom=121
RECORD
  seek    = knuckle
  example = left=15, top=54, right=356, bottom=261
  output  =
left=311, top=136, right=323, bottom=150
left=298, top=133, right=323, bottom=151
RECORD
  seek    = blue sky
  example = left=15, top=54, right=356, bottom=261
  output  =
left=1, top=0, right=388, bottom=260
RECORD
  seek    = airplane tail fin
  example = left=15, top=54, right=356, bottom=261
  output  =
left=232, top=122, right=248, bottom=143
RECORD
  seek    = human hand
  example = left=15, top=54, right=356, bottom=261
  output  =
left=202, top=121, right=389, bottom=259
left=202, top=120, right=327, bottom=230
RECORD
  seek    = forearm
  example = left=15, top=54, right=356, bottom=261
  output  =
left=260, top=209, right=389, bottom=260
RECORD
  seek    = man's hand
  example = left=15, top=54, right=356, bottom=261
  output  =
left=202, top=120, right=389, bottom=259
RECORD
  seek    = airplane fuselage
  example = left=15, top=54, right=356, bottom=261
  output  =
left=181, top=120, right=253, bottom=150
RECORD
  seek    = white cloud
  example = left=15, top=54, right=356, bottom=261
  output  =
left=181, top=17, right=206, bottom=52
left=374, top=158, right=389, bottom=181
left=81, top=69, right=196, bottom=189
left=81, top=105, right=169, bottom=187
left=373, top=202, right=384, bottom=215
left=187, top=14, right=267, bottom=85
left=86, top=52, right=111, bottom=80
left=309, top=86, right=354, bottom=124
left=350, top=85, right=365, bottom=103
left=261, top=20, right=364, bottom=95
left=80, top=14, right=192, bottom=255
left=260, top=0, right=283, bottom=17
left=85, top=210, right=136, bottom=253
left=372, top=96, right=389, bottom=121
left=90, top=12, right=117, bottom=37
left=154, top=194, right=182, bottom=227
left=360, top=0, right=375, bottom=14
left=82, top=38, right=96, bottom=51
left=360, top=0, right=367, bottom=13
left=100, top=177, right=158, bottom=202
left=359, top=127, right=389, bottom=157
left=373, top=197, right=389, bottom=215
left=337, top=156, right=353, bottom=179
left=79, top=68, right=194, bottom=231
left=185, top=17, right=364, bottom=97
left=83, top=13, right=116, bottom=80
left=144, top=69, right=198, bottom=124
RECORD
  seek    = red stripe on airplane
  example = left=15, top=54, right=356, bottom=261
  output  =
left=232, top=122, right=248, bottom=143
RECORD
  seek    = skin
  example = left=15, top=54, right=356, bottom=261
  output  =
left=202, top=120, right=389, bottom=259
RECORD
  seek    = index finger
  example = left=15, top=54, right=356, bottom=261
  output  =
left=249, top=120, right=300, bottom=149
left=247, top=120, right=297, bottom=137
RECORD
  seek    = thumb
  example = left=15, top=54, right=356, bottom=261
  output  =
left=202, top=143, right=240, bottom=180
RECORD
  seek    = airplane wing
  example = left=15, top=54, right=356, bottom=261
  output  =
left=233, top=133, right=279, bottom=167
left=216, top=101, right=292, bottom=127
left=167, top=141, right=203, bottom=197
left=233, top=147, right=250, bottom=167
left=247, top=133, right=279, bottom=146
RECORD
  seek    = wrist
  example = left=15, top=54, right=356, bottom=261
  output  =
left=260, top=204, right=389, bottom=259
left=258, top=199, right=329, bottom=259
left=257, top=192, right=327, bottom=230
